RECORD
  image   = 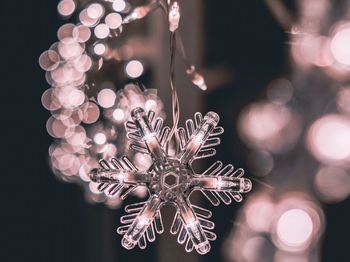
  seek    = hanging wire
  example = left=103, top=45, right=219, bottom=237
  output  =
left=175, top=32, right=192, bottom=70
left=167, top=31, right=180, bottom=153
left=123, top=0, right=197, bottom=152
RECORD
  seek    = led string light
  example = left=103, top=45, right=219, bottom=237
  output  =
left=41, top=0, right=252, bottom=254
left=88, top=1, right=252, bottom=254
left=90, top=108, right=252, bottom=254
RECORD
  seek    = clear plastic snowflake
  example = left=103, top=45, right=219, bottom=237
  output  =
left=89, top=107, right=252, bottom=254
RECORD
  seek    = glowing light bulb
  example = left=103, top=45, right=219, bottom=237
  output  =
left=186, top=65, right=207, bottom=90
left=169, top=2, right=180, bottom=32
left=113, top=0, right=126, bottom=12
left=97, top=89, right=116, bottom=108
left=94, top=24, right=110, bottom=39
left=113, top=108, right=125, bottom=121
left=125, top=60, right=144, bottom=78
left=276, top=209, right=313, bottom=248
left=105, top=13, right=122, bottom=29
left=57, top=0, right=76, bottom=17
left=87, top=3, right=104, bottom=19
left=122, top=2, right=159, bottom=24
left=94, top=132, right=107, bottom=145
left=94, top=43, right=106, bottom=55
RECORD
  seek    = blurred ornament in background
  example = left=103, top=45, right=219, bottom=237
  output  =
left=45, top=83, right=164, bottom=207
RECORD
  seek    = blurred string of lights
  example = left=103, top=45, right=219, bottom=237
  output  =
left=39, top=0, right=207, bottom=207
left=225, top=0, right=350, bottom=261
left=40, top=0, right=251, bottom=255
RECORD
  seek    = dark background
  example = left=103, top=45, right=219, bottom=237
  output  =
left=1, top=1, right=349, bottom=261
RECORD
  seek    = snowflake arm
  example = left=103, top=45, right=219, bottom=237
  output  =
left=119, top=195, right=162, bottom=249
left=173, top=197, right=214, bottom=254
left=126, top=107, right=168, bottom=162
left=89, top=156, right=150, bottom=199
left=178, top=112, right=222, bottom=163
left=171, top=204, right=216, bottom=250
left=189, top=161, right=252, bottom=206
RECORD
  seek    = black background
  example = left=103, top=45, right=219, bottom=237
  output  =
left=1, top=1, right=349, bottom=261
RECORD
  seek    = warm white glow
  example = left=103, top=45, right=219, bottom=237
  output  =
left=57, top=0, right=76, bottom=17
left=112, top=0, right=126, bottom=12
left=73, top=25, right=91, bottom=43
left=94, top=23, right=110, bottom=39
left=276, top=209, right=313, bottom=248
left=39, top=50, right=60, bottom=71
left=125, top=60, right=144, bottom=78
left=57, top=23, right=75, bottom=42
left=87, top=3, right=104, bottom=19
left=169, top=1, right=180, bottom=32
left=238, top=102, right=300, bottom=153
left=292, top=35, right=333, bottom=68
left=68, top=89, right=85, bottom=107
left=67, top=129, right=87, bottom=146
left=113, top=108, right=125, bottom=121
left=94, top=43, right=106, bottom=55
left=105, top=13, right=122, bottom=29
left=94, top=132, right=107, bottom=145
left=145, top=99, right=157, bottom=111
left=74, top=54, right=92, bottom=72
left=331, top=26, right=350, bottom=65
left=240, top=103, right=290, bottom=141
left=79, top=9, right=99, bottom=27
left=57, top=41, right=84, bottom=60
left=82, top=102, right=100, bottom=124
left=97, top=89, right=116, bottom=108
left=307, top=114, right=350, bottom=163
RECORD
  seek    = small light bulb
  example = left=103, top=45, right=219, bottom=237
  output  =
left=169, top=2, right=180, bottom=32
left=186, top=65, right=207, bottom=91
left=94, top=132, right=107, bottom=145
left=113, top=108, right=125, bottom=121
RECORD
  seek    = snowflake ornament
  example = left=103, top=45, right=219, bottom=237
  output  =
left=89, top=107, right=252, bottom=254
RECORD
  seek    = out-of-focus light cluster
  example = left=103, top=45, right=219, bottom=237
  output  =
left=54, top=0, right=150, bottom=80
left=292, top=20, right=350, bottom=82
left=46, top=83, right=163, bottom=207
left=307, top=109, right=350, bottom=203
left=238, top=78, right=301, bottom=155
left=224, top=192, right=325, bottom=261
left=230, top=1, right=350, bottom=260
left=307, top=114, right=350, bottom=164
left=40, top=0, right=166, bottom=207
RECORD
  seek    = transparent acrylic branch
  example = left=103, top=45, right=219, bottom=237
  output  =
left=179, top=112, right=220, bottom=163
left=89, top=108, right=252, bottom=254
left=121, top=195, right=162, bottom=249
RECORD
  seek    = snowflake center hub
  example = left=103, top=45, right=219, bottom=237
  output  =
left=150, top=158, right=191, bottom=201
